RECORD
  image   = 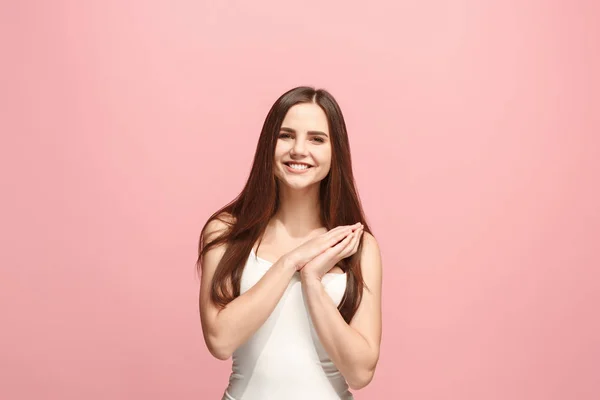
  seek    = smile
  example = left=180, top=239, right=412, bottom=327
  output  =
left=284, top=162, right=313, bottom=173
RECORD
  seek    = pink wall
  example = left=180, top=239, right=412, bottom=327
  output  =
left=2, top=1, right=599, bottom=399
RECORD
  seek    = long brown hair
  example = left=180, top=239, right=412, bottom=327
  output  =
left=197, top=86, right=372, bottom=323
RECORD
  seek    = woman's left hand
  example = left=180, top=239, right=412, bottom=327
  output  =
left=300, top=224, right=364, bottom=281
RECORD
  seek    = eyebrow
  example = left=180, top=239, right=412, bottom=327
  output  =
left=280, top=127, right=329, bottom=137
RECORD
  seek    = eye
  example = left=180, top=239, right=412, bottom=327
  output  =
left=311, top=137, right=326, bottom=143
left=278, top=133, right=293, bottom=139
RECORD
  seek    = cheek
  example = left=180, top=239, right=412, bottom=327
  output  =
left=317, top=146, right=332, bottom=165
left=273, top=143, right=286, bottom=160
left=316, top=148, right=332, bottom=175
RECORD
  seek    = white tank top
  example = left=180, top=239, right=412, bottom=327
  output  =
left=222, top=249, right=354, bottom=400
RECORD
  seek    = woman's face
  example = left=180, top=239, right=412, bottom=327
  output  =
left=273, top=103, right=332, bottom=190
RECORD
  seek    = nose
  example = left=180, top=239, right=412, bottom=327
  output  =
left=291, top=137, right=308, bottom=157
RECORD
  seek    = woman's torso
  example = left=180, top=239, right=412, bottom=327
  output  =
left=222, top=248, right=353, bottom=400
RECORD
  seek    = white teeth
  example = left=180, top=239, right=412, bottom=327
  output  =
left=288, top=163, right=309, bottom=170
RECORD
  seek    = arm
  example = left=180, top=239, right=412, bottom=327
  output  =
left=300, top=231, right=383, bottom=390
left=199, top=218, right=297, bottom=360
left=199, top=218, right=358, bottom=361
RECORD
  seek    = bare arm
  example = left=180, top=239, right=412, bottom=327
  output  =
left=199, top=218, right=296, bottom=360
left=199, top=218, right=357, bottom=360
left=300, top=232, right=383, bottom=390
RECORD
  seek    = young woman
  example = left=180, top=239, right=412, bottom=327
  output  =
left=197, top=86, right=382, bottom=399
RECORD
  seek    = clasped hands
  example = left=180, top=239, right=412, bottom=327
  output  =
left=285, top=222, right=364, bottom=281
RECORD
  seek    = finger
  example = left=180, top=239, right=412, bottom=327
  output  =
left=320, top=227, right=347, bottom=244
left=326, top=223, right=362, bottom=242
left=351, top=229, right=364, bottom=254
left=350, top=228, right=363, bottom=250
left=325, top=225, right=353, bottom=237
left=339, top=228, right=361, bottom=258
left=345, top=222, right=362, bottom=232
left=346, top=228, right=360, bottom=247
left=331, top=231, right=354, bottom=254
left=321, top=224, right=362, bottom=252
left=327, top=222, right=362, bottom=234
left=325, top=227, right=353, bottom=245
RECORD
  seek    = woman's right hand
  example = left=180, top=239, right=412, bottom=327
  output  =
left=284, top=223, right=362, bottom=271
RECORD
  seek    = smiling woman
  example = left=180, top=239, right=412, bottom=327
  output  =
left=197, top=86, right=383, bottom=400
left=275, top=103, right=332, bottom=184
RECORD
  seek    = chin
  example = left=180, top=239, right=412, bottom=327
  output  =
left=279, top=180, right=307, bottom=189
left=285, top=179, right=325, bottom=191
left=276, top=176, right=315, bottom=190
left=275, top=166, right=327, bottom=190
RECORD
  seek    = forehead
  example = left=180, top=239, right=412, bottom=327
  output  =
left=281, top=103, right=329, bottom=133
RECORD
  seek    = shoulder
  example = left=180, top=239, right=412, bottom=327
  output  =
left=361, top=231, right=381, bottom=258
left=359, top=231, right=382, bottom=277
left=202, top=212, right=236, bottom=242
left=200, top=212, right=236, bottom=273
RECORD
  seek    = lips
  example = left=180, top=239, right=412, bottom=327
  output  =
left=283, top=161, right=313, bottom=173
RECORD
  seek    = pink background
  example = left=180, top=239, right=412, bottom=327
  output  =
left=1, top=1, right=599, bottom=399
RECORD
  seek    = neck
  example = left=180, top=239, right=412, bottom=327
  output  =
left=274, top=183, right=322, bottom=233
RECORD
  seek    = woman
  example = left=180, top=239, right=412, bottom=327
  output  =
left=197, top=86, right=382, bottom=399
